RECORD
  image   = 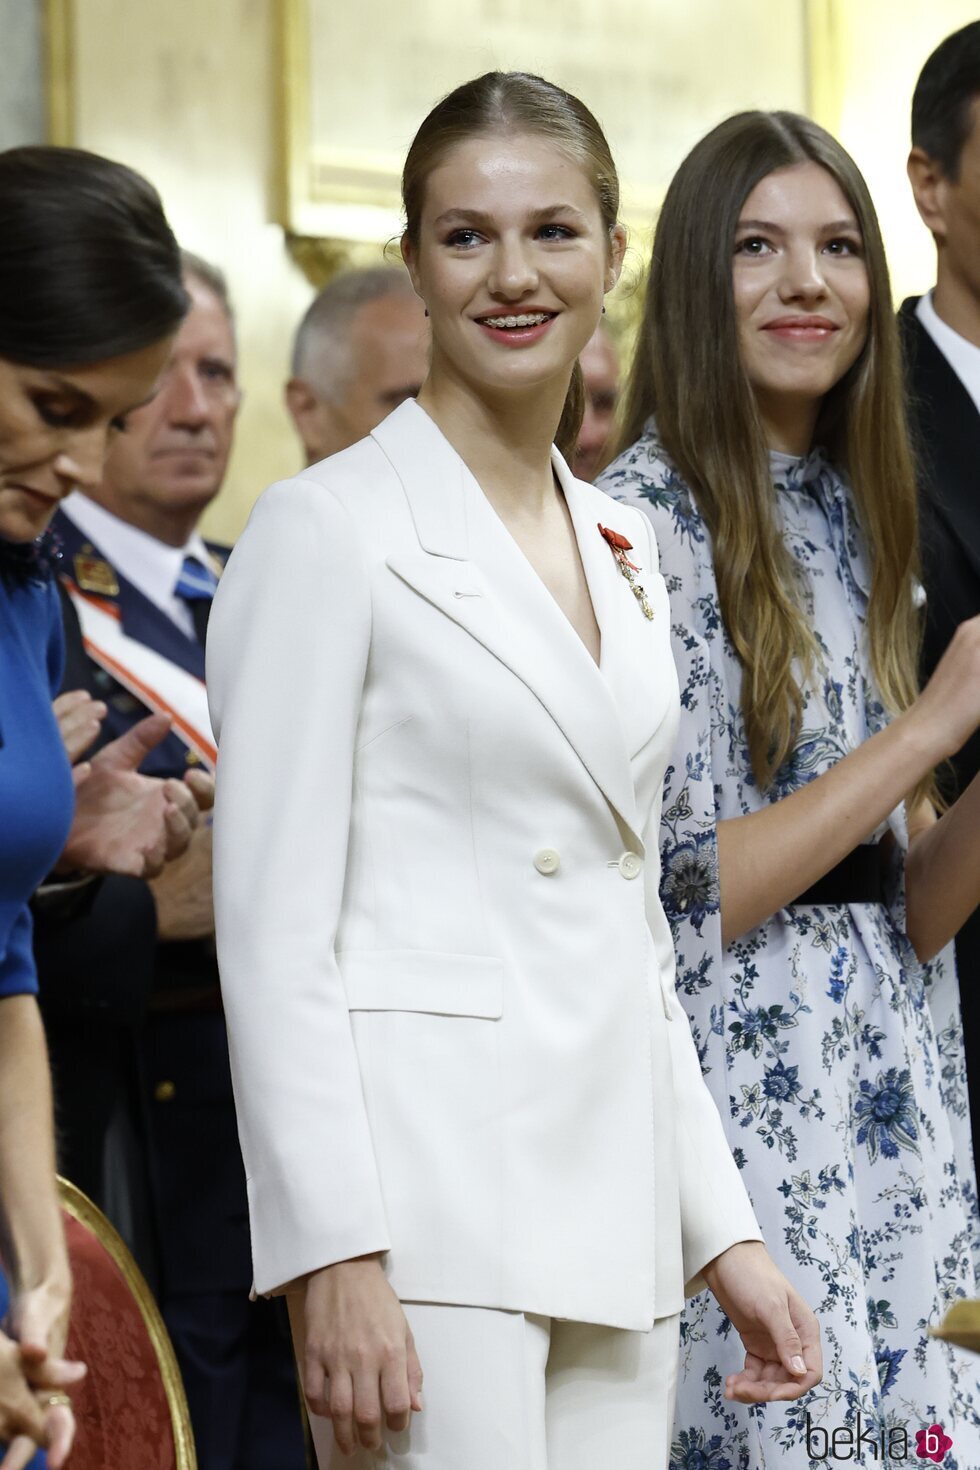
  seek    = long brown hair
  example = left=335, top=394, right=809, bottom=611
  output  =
left=401, top=72, right=618, bottom=459
left=618, top=111, right=926, bottom=796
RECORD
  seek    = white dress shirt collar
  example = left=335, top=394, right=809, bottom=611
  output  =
left=916, top=291, right=980, bottom=418
left=60, top=492, right=212, bottom=641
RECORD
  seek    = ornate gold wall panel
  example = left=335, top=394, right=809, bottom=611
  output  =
left=277, top=0, right=812, bottom=244
left=42, top=0, right=75, bottom=144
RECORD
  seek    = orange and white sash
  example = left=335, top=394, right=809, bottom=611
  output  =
left=63, top=579, right=216, bottom=771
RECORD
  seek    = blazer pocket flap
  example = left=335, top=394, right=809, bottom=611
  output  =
left=337, top=950, right=503, bottom=1018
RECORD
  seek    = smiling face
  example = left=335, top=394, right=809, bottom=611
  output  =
left=0, top=336, right=173, bottom=544
left=733, top=160, right=871, bottom=453
left=402, top=131, right=624, bottom=407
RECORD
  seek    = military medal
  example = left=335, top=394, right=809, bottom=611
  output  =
left=597, top=524, right=654, bottom=619
left=74, top=546, right=119, bottom=597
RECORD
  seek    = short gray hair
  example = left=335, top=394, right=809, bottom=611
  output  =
left=180, top=248, right=235, bottom=329
left=291, top=266, right=417, bottom=398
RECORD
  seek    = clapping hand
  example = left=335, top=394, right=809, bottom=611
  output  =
left=702, top=1240, right=822, bottom=1402
left=52, top=690, right=106, bottom=766
left=54, top=698, right=211, bottom=879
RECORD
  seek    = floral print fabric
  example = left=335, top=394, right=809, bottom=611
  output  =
left=600, top=428, right=980, bottom=1469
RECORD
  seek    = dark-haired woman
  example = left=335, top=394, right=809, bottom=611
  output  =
left=0, top=144, right=188, bottom=1469
left=209, top=74, right=822, bottom=1470
left=600, top=111, right=980, bottom=1467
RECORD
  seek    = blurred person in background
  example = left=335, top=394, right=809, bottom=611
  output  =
left=43, top=252, right=306, bottom=1470
left=902, top=20, right=980, bottom=1182
left=285, top=265, right=428, bottom=464
left=0, top=143, right=192, bottom=1470
left=571, top=319, right=619, bottom=481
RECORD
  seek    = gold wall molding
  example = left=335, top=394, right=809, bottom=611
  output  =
left=284, top=233, right=393, bottom=289
left=276, top=0, right=403, bottom=243
left=42, top=0, right=75, bottom=144
left=276, top=0, right=309, bottom=231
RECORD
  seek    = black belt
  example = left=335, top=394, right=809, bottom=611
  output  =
left=792, top=843, right=888, bottom=906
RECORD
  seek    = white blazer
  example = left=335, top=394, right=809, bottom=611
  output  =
left=207, top=400, right=760, bottom=1330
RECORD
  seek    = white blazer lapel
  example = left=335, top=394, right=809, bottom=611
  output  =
left=374, top=403, right=645, bottom=849
left=556, top=456, right=671, bottom=761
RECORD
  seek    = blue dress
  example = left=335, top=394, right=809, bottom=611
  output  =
left=0, top=546, right=75, bottom=1470
left=0, top=555, right=74, bottom=997
left=600, top=430, right=980, bottom=1469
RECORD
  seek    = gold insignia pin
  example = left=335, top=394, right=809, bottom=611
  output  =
left=74, top=549, right=119, bottom=598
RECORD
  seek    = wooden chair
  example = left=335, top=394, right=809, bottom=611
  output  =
left=58, top=1177, right=197, bottom=1470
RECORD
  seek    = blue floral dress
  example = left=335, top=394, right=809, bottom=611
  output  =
left=599, top=428, right=980, bottom=1469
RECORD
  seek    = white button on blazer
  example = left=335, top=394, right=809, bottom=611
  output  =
left=206, top=399, right=761, bottom=1328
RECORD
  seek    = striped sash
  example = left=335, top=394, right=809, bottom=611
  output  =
left=63, top=578, right=216, bottom=771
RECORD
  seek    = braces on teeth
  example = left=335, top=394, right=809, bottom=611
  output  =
left=482, top=313, right=552, bottom=327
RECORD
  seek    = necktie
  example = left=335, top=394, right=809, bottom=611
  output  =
left=175, top=554, right=219, bottom=646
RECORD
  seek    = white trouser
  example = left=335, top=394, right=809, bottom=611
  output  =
left=308, top=1303, right=681, bottom=1470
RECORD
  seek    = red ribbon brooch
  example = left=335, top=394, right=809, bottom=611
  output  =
left=598, top=524, right=655, bottom=620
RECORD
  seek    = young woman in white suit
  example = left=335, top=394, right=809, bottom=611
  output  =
left=206, top=73, right=821, bottom=1469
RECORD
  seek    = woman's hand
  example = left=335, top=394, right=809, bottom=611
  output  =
left=52, top=690, right=106, bottom=766
left=716, top=611, right=980, bottom=945
left=298, top=1256, right=423, bottom=1456
left=56, top=714, right=202, bottom=879
left=702, top=1240, right=822, bottom=1403
left=905, top=613, right=980, bottom=765
left=9, top=1277, right=72, bottom=1367
left=1, top=1377, right=82, bottom=1470
left=0, top=1330, right=47, bottom=1458
left=0, top=1282, right=86, bottom=1470
left=1, top=1366, right=83, bottom=1470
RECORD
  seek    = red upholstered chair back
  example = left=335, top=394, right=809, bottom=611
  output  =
left=59, top=1178, right=197, bottom=1470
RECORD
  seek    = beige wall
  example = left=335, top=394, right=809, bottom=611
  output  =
left=69, top=0, right=326, bottom=543
left=1, top=0, right=44, bottom=148
left=64, top=0, right=978, bottom=540
left=818, top=1, right=980, bottom=306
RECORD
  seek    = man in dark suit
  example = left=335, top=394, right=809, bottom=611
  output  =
left=36, top=252, right=306, bottom=1470
left=900, top=20, right=980, bottom=1179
